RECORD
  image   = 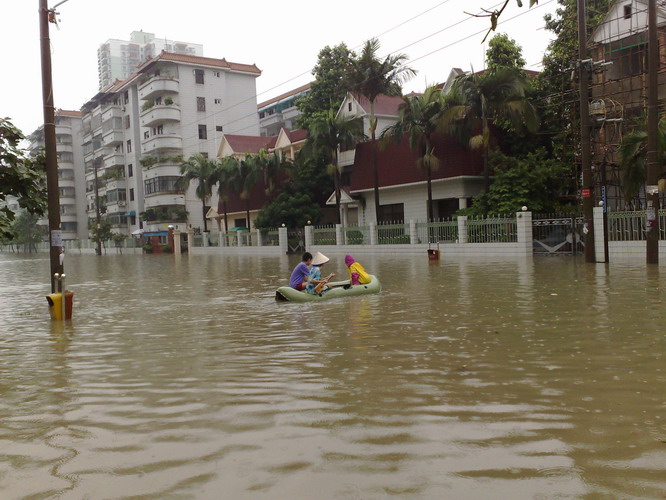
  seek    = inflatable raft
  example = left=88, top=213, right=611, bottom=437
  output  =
left=275, top=275, right=382, bottom=302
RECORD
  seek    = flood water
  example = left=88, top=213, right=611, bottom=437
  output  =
left=0, top=252, right=665, bottom=499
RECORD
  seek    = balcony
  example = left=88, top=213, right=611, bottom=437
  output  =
left=138, top=76, right=179, bottom=101
left=101, top=103, right=123, bottom=119
left=102, top=129, right=124, bottom=147
left=141, top=134, right=182, bottom=154
left=57, top=178, right=75, bottom=188
left=56, top=143, right=73, bottom=154
left=55, top=124, right=71, bottom=135
left=104, top=178, right=126, bottom=191
left=103, top=151, right=124, bottom=169
left=140, top=105, right=181, bottom=127
left=60, top=196, right=76, bottom=205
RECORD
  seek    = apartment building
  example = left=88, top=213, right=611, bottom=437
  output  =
left=81, top=52, right=261, bottom=239
left=27, top=110, right=87, bottom=240
left=258, top=83, right=310, bottom=136
left=98, top=31, right=203, bottom=89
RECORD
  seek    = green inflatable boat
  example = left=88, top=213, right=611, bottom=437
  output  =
left=275, top=275, right=382, bottom=302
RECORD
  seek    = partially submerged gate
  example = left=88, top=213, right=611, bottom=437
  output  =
left=532, top=215, right=585, bottom=255
left=287, top=228, right=305, bottom=254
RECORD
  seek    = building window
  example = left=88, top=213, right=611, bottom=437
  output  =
left=214, top=98, right=221, bottom=104
left=153, top=124, right=163, bottom=135
left=126, top=140, right=131, bottom=153
left=124, top=115, right=130, bottom=129
left=198, top=124, right=207, bottom=140
left=124, top=91, right=129, bottom=104
left=194, top=69, right=204, bottom=84
left=128, top=164, right=133, bottom=177
left=348, top=102, right=352, bottom=112
left=144, top=131, right=150, bottom=140
left=197, top=97, right=206, bottom=112
left=378, top=203, right=404, bottom=223
left=201, top=152, right=209, bottom=159
left=144, top=176, right=183, bottom=195
left=233, top=218, right=247, bottom=229
left=129, top=188, right=135, bottom=201
left=214, top=71, right=221, bottom=77
left=216, top=125, right=223, bottom=132
left=624, top=4, right=632, bottom=18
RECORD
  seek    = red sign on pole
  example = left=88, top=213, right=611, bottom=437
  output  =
left=582, top=188, right=591, bottom=198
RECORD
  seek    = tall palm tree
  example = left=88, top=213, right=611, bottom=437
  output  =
left=226, top=155, right=261, bottom=230
left=255, top=149, right=291, bottom=198
left=347, top=38, right=416, bottom=220
left=211, top=157, right=234, bottom=232
left=381, top=85, right=445, bottom=222
left=300, top=109, right=365, bottom=224
left=179, top=153, right=217, bottom=232
left=439, top=67, right=539, bottom=210
left=618, top=117, right=666, bottom=203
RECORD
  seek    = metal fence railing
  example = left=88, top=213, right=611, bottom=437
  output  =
left=466, top=216, right=518, bottom=243
left=313, top=225, right=337, bottom=245
left=607, top=211, right=646, bottom=241
left=416, top=220, right=458, bottom=244
left=377, top=222, right=410, bottom=244
left=262, top=229, right=280, bottom=246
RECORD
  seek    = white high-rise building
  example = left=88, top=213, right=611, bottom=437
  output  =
left=27, top=110, right=88, bottom=240
left=81, top=52, right=261, bottom=241
left=97, top=31, right=203, bottom=89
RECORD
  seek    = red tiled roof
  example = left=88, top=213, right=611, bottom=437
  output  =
left=350, top=134, right=483, bottom=192
left=351, top=93, right=404, bottom=116
left=56, top=109, right=83, bottom=118
left=284, top=128, right=308, bottom=143
left=140, top=51, right=261, bottom=75
left=257, top=82, right=312, bottom=109
left=223, top=134, right=276, bottom=154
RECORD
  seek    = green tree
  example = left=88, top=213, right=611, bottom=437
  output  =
left=11, top=212, right=46, bottom=253
left=0, top=118, right=47, bottom=238
left=347, top=38, right=416, bottom=218
left=254, top=149, right=292, bottom=198
left=179, top=153, right=217, bottom=232
left=486, top=33, right=526, bottom=72
left=381, top=86, right=445, bottom=221
left=463, top=149, right=572, bottom=216
left=301, top=109, right=365, bottom=224
left=440, top=68, right=539, bottom=211
left=296, top=43, right=356, bottom=131
left=226, top=155, right=261, bottom=230
left=88, top=218, right=113, bottom=253
left=618, top=118, right=666, bottom=203
left=211, top=158, right=233, bottom=232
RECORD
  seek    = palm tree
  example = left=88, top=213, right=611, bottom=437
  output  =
left=179, top=153, right=217, bottom=232
left=211, top=157, right=234, bottom=232
left=439, top=67, right=538, bottom=210
left=255, top=149, right=291, bottom=198
left=300, top=109, right=365, bottom=224
left=226, top=155, right=261, bottom=230
left=347, top=38, right=416, bottom=220
left=618, top=117, right=666, bottom=203
left=381, top=85, right=445, bottom=222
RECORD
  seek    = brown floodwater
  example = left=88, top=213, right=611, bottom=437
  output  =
left=0, top=252, right=664, bottom=499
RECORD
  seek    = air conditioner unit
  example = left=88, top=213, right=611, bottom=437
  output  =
left=118, top=201, right=127, bottom=207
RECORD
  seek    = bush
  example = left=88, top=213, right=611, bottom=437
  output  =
left=143, top=244, right=153, bottom=253
left=161, top=245, right=173, bottom=253
left=346, top=230, right=364, bottom=244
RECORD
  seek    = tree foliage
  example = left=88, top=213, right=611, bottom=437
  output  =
left=486, top=33, right=526, bottom=71
left=463, top=149, right=573, bottom=216
left=10, top=211, right=47, bottom=252
left=179, top=153, right=217, bottom=232
left=618, top=117, right=666, bottom=201
left=296, top=43, right=356, bottom=131
left=0, top=118, right=47, bottom=238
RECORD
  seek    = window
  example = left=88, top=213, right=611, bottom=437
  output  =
left=624, top=4, right=632, bottom=18
left=130, top=215, right=136, bottom=225
left=214, top=98, right=221, bottom=104
left=198, top=124, right=207, bottom=140
left=129, top=188, right=135, bottom=201
left=348, top=102, right=352, bottom=112
left=152, top=124, right=163, bottom=135
left=233, top=218, right=247, bottom=229
left=197, top=97, right=206, bottom=112
left=126, top=140, right=132, bottom=153
left=144, top=131, right=150, bottom=140
left=378, top=203, right=404, bottom=223
left=216, top=125, right=223, bottom=132
left=194, top=69, right=204, bottom=84
left=128, top=164, right=133, bottom=177
left=201, top=152, right=209, bottom=159
left=213, top=71, right=221, bottom=77
left=124, top=91, right=129, bottom=104
left=144, top=176, right=183, bottom=195
left=155, top=96, right=162, bottom=105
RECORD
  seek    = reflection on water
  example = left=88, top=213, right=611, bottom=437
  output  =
left=0, top=253, right=665, bottom=499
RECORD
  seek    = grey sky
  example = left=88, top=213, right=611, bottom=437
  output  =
left=2, top=0, right=558, bottom=135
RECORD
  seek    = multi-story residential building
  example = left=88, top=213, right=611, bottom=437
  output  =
left=27, top=110, right=87, bottom=240
left=81, top=52, right=261, bottom=243
left=98, top=31, right=203, bottom=89
left=258, top=83, right=310, bottom=136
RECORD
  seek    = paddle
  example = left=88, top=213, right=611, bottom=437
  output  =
left=314, top=273, right=335, bottom=294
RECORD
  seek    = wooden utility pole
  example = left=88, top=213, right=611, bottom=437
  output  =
left=577, top=0, right=596, bottom=262
left=38, top=0, right=63, bottom=292
left=646, top=0, right=660, bottom=264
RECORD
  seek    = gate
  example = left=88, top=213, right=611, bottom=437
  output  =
left=532, top=215, right=585, bottom=255
left=287, top=228, right=305, bottom=254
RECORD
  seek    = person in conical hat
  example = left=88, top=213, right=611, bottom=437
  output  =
left=306, top=252, right=334, bottom=295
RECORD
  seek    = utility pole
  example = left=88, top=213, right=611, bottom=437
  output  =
left=646, top=0, right=660, bottom=264
left=39, top=0, right=63, bottom=292
left=577, top=0, right=597, bottom=262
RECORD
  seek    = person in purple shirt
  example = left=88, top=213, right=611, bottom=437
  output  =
left=289, top=252, right=313, bottom=290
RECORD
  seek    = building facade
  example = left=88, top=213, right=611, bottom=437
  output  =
left=258, top=83, right=310, bottom=136
left=28, top=110, right=87, bottom=240
left=98, top=31, right=203, bottom=89
left=81, top=52, right=261, bottom=241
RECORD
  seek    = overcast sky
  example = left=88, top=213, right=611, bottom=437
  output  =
left=2, top=0, right=558, bottom=136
